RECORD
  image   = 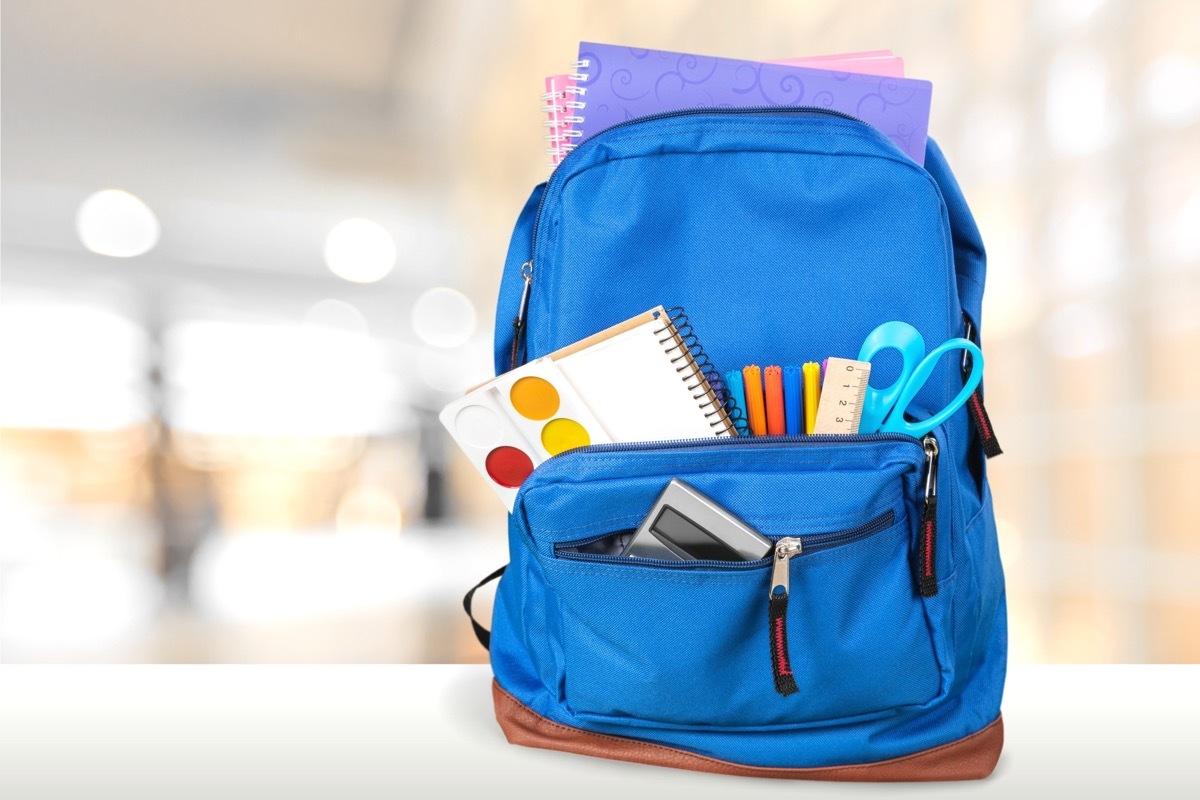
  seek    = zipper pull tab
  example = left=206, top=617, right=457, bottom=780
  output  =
left=919, top=435, right=940, bottom=598
left=768, top=537, right=802, bottom=697
left=509, top=261, right=533, bottom=370
left=965, top=386, right=1002, bottom=458
left=962, top=318, right=1002, bottom=458
left=771, top=537, right=802, bottom=599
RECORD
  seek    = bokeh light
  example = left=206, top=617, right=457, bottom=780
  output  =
left=323, top=218, right=397, bottom=284
left=75, top=189, right=160, bottom=258
left=411, top=287, right=476, bottom=348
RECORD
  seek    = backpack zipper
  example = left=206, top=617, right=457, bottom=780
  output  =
left=526, top=431, right=922, bottom=487
left=511, top=105, right=896, bottom=369
left=918, top=434, right=940, bottom=597
left=532, top=105, right=878, bottom=248
left=553, top=508, right=896, bottom=568
left=510, top=259, right=533, bottom=369
left=961, top=315, right=1002, bottom=458
left=769, top=433, right=940, bottom=696
left=769, top=536, right=803, bottom=696
left=555, top=510, right=896, bottom=697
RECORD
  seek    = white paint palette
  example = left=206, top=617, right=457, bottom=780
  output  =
left=439, top=357, right=611, bottom=510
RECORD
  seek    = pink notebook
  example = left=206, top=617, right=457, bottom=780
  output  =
left=542, top=74, right=580, bottom=168
left=772, top=50, right=905, bottom=78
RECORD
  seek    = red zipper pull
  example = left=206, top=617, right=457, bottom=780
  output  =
left=769, top=537, right=802, bottom=696
left=966, top=388, right=1002, bottom=458
left=962, top=318, right=1002, bottom=458
left=919, top=435, right=940, bottom=598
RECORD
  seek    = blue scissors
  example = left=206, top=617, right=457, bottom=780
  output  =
left=857, top=321, right=983, bottom=437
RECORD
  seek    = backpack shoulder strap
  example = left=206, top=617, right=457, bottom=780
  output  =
left=463, top=564, right=507, bottom=650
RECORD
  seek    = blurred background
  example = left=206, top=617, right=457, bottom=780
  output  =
left=1, top=0, right=1197, bottom=663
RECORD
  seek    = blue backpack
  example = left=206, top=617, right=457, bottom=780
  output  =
left=464, top=108, right=1006, bottom=780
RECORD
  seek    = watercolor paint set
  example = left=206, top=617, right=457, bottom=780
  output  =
left=439, top=356, right=611, bottom=510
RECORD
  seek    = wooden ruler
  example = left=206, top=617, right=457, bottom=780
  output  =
left=812, top=358, right=872, bottom=435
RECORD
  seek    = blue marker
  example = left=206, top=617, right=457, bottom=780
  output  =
left=783, top=365, right=803, bottom=436
left=723, top=369, right=750, bottom=436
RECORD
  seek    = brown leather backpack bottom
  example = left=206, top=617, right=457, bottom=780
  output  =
left=493, top=681, right=1003, bottom=781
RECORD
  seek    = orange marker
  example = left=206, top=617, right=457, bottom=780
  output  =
left=764, top=366, right=786, bottom=435
left=741, top=365, right=767, bottom=436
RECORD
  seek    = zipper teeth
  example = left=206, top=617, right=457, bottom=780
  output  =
left=554, top=509, right=896, bottom=568
left=529, top=432, right=922, bottom=481
left=565, top=432, right=919, bottom=455
left=557, top=547, right=764, bottom=570
left=553, top=104, right=872, bottom=174
left=807, top=509, right=896, bottom=549
left=528, top=104, right=883, bottom=275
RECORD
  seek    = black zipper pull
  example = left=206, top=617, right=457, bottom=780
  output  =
left=768, top=537, right=802, bottom=696
left=919, top=435, right=939, bottom=598
left=962, top=318, right=1002, bottom=458
left=509, top=260, right=533, bottom=370
left=966, top=388, right=1002, bottom=458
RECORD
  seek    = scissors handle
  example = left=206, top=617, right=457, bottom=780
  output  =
left=857, top=321, right=925, bottom=434
left=881, top=338, right=983, bottom=437
left=857, top=321, right=985, bottom=437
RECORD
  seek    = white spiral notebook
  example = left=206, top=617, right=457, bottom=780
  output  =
left=548, top=306, right=735, bottom=442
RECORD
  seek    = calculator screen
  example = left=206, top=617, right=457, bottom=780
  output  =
left=650, top=506, right=742, bottom=561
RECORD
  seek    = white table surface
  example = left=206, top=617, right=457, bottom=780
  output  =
left=2, top=664, right=1198, bottom=799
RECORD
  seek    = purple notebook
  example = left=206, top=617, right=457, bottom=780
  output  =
left=574, top=42, right=932, bottom=165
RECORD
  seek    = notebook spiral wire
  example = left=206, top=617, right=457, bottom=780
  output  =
left=543, top=62, right=590, bottom=166
left=655, top=307, right=743, bottom=435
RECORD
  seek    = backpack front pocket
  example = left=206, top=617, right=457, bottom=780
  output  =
left=514, top=436, right=948, bottom=731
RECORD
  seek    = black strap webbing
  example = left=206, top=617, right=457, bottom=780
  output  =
left=462, top=564, right=507, bottom=650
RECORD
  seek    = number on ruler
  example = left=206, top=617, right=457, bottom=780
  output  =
left=812, top=357, right=873, bottom=435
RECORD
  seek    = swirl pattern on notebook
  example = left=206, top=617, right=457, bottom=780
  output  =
left=571, top=43, right=931, bottom=164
